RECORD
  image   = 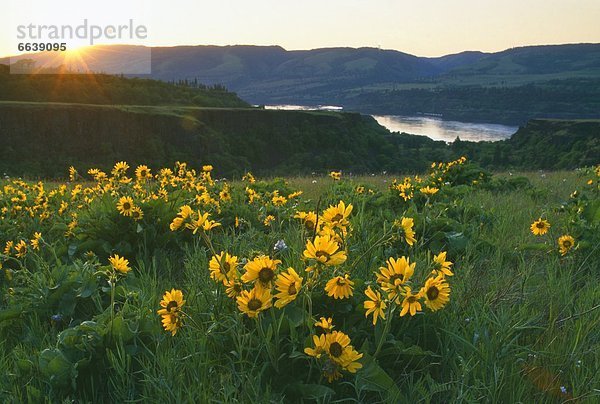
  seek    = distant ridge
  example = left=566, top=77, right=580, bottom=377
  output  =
left=3, top=43, right=598, bottom=85
left=2, top=43, right=599, bottom=123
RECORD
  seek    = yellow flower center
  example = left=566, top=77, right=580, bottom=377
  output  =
left=123, top=202, right=131, bottom=210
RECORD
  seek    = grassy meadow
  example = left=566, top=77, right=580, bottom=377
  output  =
left=0, top=160, right=599, bottom=403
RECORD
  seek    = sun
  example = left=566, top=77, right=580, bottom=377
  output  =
left=64, top=42, right=91, bottom=57
left=61, top=45, right=92, bottom=72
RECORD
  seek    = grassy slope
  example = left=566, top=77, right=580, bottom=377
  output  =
left=440, top=172, right=596, bottom=402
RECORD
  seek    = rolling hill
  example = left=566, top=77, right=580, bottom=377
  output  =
left=0, top=64, right=249, bottom=107
left=446, top=43, right=600, bottom=77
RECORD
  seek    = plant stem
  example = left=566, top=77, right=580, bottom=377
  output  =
left=373, top=304, right=394, bottom=358
left=109, top=271, right=116, bottom=340
left=256, top=315, right=279, bottom=372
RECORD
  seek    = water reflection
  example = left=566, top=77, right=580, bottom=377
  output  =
left=373, top=115, right=517, bottom=142
left=263, top=105, right=517, bottom=142
left=264, top=104, right=343, bottom=111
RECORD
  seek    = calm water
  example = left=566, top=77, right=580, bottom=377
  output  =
left=373, top=115, right=517, bottom=142
left=264, top=104, right=343, bottom=112
left=264, top=105, right=517, bottom=142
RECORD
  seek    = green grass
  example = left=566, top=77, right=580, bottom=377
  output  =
left=290, top=170, right=598, bottom=402
left=0, top=168, right=598, bottom=403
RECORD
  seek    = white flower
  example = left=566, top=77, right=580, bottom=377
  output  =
left=273, top=239, right=288, bottom=253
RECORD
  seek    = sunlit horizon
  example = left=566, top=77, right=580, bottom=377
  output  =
left=4, top=39, right=600, bottom=61
left=2, top=0, right=600, bottom=58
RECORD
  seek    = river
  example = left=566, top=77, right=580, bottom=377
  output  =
left=372, top=115, right=517, bottom=142
left=264, top=105, right=517, bottom=142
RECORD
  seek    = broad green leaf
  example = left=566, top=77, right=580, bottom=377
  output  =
left=38, top=349, right=75, bottom=389
left=77, top=275, right=98, bottom=298
left=355, top=353, right=404, bottom=402
left=108, top=315, right=136, bottom=343
left=284, top=305, right=305, bottom=328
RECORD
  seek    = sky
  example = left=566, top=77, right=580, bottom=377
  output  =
left=2, top=0, right=600, bottom=57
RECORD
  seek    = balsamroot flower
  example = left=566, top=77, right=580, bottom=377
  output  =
left=420, top=274, right=451, bottom=311
left=237, top=285, right=272, bottom=318
left=531, top=218, right=551, bottom=235
left=325, top=274, right=354, bottom=299
left=303, top=234, right=347, bottom=266
left=558, top=235, right=575, bottom=256
left=364, top=286, right=386, bottom=325
left=274, top=268, right=303, bottom=308
left=109, top=254, right=131, bottom=274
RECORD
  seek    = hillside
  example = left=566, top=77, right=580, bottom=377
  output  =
left=1, top=44, right=441, bottom=87
left=0, top=64, right=249, bottom=108
left=2, top=161, right=598, bottom=402
left=345, top=78, right=600, bottom=123
left=5, top=43, right=592, bottom=90
left=3, top=43, right=600, bottom=123
left=446, top=43, right=600, bottom=77
left=1, top=102, right=598, bottom=178
left=148, top=45, right=438, bottom=99
left=0, top=102, right=453, bottom=177
left=505, top=119, right=600, bottom=168
left=452, top=119, right=600, bottom=169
